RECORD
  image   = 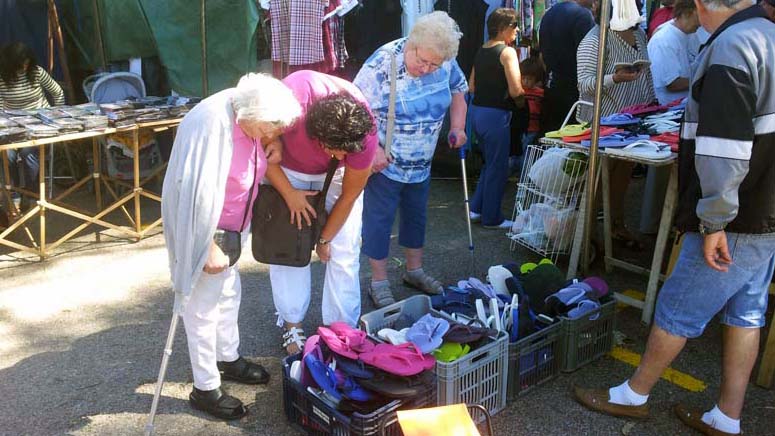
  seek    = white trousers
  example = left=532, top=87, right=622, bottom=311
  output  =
left=182, top=266, right=241, bottom=391
left=268, top=166, right=363, bottom=327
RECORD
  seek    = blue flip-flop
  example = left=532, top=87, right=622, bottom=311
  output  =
left=304, top=350, right=342, bottom=401
left=581, top=133, right=651, bottom=148
left=600, top=113, right=639, bottom=126
left=334, top=369, right=373, bottom=402
left=406, top=314, right=450, bottom=354
left=335, top=356, right=374, bottom=379
left=567, top=299, right=601, bottom=320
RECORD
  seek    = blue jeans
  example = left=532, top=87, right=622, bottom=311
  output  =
left=655, top=232, right=775, bottom=338
left=361, top=172, right=431, bottom=260
left=6, top=147, right=39, bottom=190
left=469, top=105, right=511, bottom=226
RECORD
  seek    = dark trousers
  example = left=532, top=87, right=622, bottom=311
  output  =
left=541, top=80, right=579, bottom=134
left=6, top=148, right=39, bottom=190
left=470, top=105, right=511, bottom=226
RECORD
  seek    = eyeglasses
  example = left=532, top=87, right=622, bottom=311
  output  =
left=413, top=47, right=442, bottom=71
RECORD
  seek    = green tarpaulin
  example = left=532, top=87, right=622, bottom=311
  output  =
left=59, top=0, right=259, bottom=97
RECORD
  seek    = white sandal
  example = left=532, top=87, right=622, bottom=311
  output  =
left=281, top=327, right=306, bottom=354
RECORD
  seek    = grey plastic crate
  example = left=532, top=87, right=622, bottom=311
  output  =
left=561, top=299, right=616, bottom=372
left=507, top=322, right=563, bottom=400
left=360, top=295, right=509, bottom=417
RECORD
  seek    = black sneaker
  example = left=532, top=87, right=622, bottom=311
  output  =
left=217, top=356, right=270, bottom=385
left=189, top=386, right=247, bottom=420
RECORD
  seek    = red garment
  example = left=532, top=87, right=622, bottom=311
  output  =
left=524, top=87, right=544, bottom=133
left=563, top=127, right=624, bottom=143
left=648, top=7, right=673, bottom=38
left=651, top=132, right=679, bottom=151
left=620, top=102, right=668, bottom=115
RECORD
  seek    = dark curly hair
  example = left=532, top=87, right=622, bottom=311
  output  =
left=0, top=42, right=38, bottom=85
left=305, top=93, right=374, bottom=153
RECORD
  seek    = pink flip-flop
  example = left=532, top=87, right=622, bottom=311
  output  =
left=359, top=343, right=436, bottom=377
left=301, top=335, right=322, bottom=388
left=318, top=326, right=359, bottom=359
left=328, top=321, right=376, bottom=354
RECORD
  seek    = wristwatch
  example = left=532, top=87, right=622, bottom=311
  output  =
left=318, top=238, right=330, bottom=246
left=698, top=222, right=725, bottom=236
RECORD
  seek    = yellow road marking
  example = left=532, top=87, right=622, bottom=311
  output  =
left=608, top=347, right=707, bottom=392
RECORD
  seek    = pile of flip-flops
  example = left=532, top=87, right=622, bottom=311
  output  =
left=291, top=321, right=438, bottom=414
left=377, top=313, right=497, bottom=364
left=431, top=259, right=614, bottom=343
left=547, top=97, right=686, bottom=157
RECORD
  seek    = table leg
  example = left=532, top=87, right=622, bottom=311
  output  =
left=567, top=185, right=587, bottom=280
left=133, top=129, right=141, bottom=240
left=39, top=144, right=46, bottom=259
left=602, top=156, right=613, bottom=273
left=641, top=164, right=678, bottom=324
left=92, top=137, right=103, bottom=242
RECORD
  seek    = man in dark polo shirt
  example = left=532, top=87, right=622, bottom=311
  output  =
left=538, top=0, right=596, bottom=133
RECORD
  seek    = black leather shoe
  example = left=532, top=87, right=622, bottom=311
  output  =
left=217, top=356, right=270, bottom=385
left=189, top=386, right=247, bottom=420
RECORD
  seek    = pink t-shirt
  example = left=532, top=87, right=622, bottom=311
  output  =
left=217, top=121, right=267, bottom=232
left=280, top=70, right=377, bottom=174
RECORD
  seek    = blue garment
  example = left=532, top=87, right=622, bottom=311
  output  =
left=483, top=0, right=504, bottom=41
left=655, top=232, right=775, bottom=338
left=353, top=38, right=468, bottom=184
left=6, top=147, right=39, bottom=190
left=361, top=172, right=431, bottom=260
left=469, top=105, right=511, bottom=226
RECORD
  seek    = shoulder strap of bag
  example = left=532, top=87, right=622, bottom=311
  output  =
left=238, top=140, right=260, bottom=231
left=316, top=157, right=340, bottom=210
left=384, top=50, right=397, bottom=158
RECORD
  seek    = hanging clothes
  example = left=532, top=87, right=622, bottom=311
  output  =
left=270, top=0, right=326, bottom=64
left=435, top=0, right=489, bottom=79
left=345, top=0, right=403, bottom=64
left=401, top=0, right=436, bottom=37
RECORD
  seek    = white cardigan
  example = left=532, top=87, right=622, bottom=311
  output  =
left=161, top=89, right=236, bottom=304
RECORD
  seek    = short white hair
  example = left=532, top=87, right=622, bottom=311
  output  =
left=231, top=73, right=301, bottom=127
left=407, top=11, right=463, bottom=61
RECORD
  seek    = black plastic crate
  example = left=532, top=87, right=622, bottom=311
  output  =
left=507, top=322, right=564, bottom=400
left=561, top=299, right=616, bottom=372
left=282, top=354, right=436, bottom=436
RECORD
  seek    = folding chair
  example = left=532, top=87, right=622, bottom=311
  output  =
left=379, top=404, right=494, bottom=436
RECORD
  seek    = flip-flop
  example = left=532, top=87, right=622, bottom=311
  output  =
left=358, top=343, right=435, bottom=376
left=304, top=347, right=342, bottom=401
left=357, top=370, right=435, bottom=399
left=405, top=314, right=450, bottom=354
left=334, top=369, right=373, bottom=402
left=328, top=322, right=376, bottom=354
left=432, top=342, right=471, bottom=363
left=581, top=133, right=652, bottom=148
left=442, top=322, right=495, bottom=344
left=377, top=327, right=410, bottom=345
left=566, top=299, right=602, bottom=320
left=544, top=284, right=593, bottom=317
left=334, top=356, right=375, bottom=379
left=620, top=103, right=668, bottom=115
left=301, top=335, right=322, bottom=388
left=606, top=140, right=672, bottom=160
left=599, top=113, right=639, bottom=126
left=318, top=326, right=359, bottom=359
left=562, top=126, right=623, bottom=143
left=583, top=277, right=609, bottom=298
left=545, top=123, right=591, bottom=138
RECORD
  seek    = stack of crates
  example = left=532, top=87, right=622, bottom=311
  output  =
left=360, top=295, right=509, bottom=417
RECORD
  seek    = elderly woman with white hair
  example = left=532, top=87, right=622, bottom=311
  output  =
left=161, top=73, right=301, bottom=420
left=354, top=11, right=469, bottom=308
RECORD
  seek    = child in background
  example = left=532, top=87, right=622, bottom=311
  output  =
left=508, top=56, right=545, bottom=174
left=520, top=56, right=545, bottom=149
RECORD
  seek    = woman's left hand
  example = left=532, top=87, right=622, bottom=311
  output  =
left=264, top=139, right=283, bottom=164
left=316, top=241, right=331, bottom=263
left=448, top=128, right=467, bottom=148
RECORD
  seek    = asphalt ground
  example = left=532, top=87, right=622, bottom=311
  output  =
left=1, top=171, right=774, bottom=436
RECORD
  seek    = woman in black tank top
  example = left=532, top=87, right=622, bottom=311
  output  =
left=468, top=8, right=524, bottom=229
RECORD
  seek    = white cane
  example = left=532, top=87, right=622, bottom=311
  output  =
left=145, top=295, right=183, bottom=436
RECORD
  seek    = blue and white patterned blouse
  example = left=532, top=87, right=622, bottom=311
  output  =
left=353, top=38, right=468, bottom=184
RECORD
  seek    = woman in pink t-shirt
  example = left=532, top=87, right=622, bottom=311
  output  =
left=265, top=70, right=377, bottom=355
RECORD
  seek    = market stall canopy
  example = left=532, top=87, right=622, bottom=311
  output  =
left=56, top=0, right=259, bottom=97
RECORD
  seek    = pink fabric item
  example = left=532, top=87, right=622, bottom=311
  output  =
left=280, top=70, right=377, bottom=174
left=217, top=121, right=267, bottom=231
left=358, top=343, right=436, bottom=377
left=620, top=103, right=668, bottom=116
left=328, top=321, right=376, bottom=353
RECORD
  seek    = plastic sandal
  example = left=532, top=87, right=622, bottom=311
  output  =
left=282, top=326, right=306, bottom=355
left=599, top=113, right=639, bottom=126
left=433, top=342, right=471, bottom=363
left=359, top=343, right=435, bottom=376
left=405, top=314, right=450, bottom=354
left=328, top=322, right=376, bottom=354
left=581, top=133, right=651, bottom=148
left=544, top=123, right=591, bottom=138
left=606, top=140, right=672, bottom=160
left=562, top=126, right=623, bottom=143
left=402, top=270, right=443, bottom=295
left=304, top=349, right=342, bottom=401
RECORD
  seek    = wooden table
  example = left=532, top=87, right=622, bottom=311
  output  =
left=540, top=138, right=678, bottom=325
left=0, top=118, right=180, bottom=260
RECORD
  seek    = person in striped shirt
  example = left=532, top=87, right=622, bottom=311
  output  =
left=0, top=42, right=64, bottom=206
